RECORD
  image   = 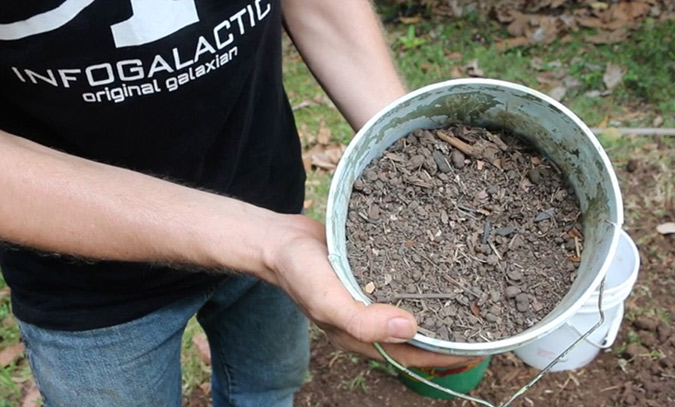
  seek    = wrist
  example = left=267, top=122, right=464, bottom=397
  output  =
left=260, top=213, right=324, bottom=284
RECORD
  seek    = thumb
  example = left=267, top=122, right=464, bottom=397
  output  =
left=335, top=301, right=418, bottom=344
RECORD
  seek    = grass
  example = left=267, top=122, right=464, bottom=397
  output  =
left=1, top=9, right=674, bottom=406
left=0, top=276, right=32, bottom=406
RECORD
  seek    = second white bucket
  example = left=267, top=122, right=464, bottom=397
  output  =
left=514, top=230, right=640, bottom=371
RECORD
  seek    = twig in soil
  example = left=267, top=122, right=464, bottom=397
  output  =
left=393, top=293, right=457, bottom=300
left=485, top=131, right=509, bottom=151
left=482, top=221, right=492, bottom=244
left=436, top=130, right=480, bottom=157
left=574, top=237, right=582, bottom=259
left=410, top=247, right=437, bottom=268
left=441, top=274, right=480, bottom=298
left=488, top=241, right=503, bottom=261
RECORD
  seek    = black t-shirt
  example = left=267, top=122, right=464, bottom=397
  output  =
left=0, top=0, right=305, bottom=330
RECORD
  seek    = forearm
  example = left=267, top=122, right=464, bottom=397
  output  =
left=282, top=0, right=407, bottom=130
left=0, top=130, right=299, bottom=283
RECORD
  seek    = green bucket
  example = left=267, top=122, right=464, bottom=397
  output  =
left=398, top=357, right=492, bottom=399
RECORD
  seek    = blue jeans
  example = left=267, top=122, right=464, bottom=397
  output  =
left=17, top=275, right=309, bottom=407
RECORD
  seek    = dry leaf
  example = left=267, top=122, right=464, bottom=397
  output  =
left=445, top=51, right=463, bottom=61
left=495, top=36, right=530, bottom=52
left=449, top=65, right=464, bottom=79
left=192, top=334, right=211, bottom=365
left=548, top=86, right=567, bottom=101
left=0, top=286, right=9, bottom=301
left=301, top=154, right=312, bottom=172
left=317, top=121, right=332, bottom=145
left=22, top=381, right=42, bottom=407
left=507, top=11, right=531, bottom=37
left=590, top=2, right=609, bottom=11
left=464, top=59, right=484, bottom=77
left=303, top=200, right=313, bottom=210
left=530, top=17, right=559, bottom=44
left=470, top=303, right=482, bottom=318
left=656, top=222, right=675, bottom=235
left=603, top=63, right=626, bottom=90
left=420, top=62, right=436, bottom=72
left=364, top=282, right=376, bottom=294
left=0, top=342, right=24, bottom=367
left=586, top=28, right=629, bottom=44
left=615, top=1, right=650, bottom=20
left=291, top=99, right=317, bottom=111
left=577, top=16, right=605, bottom=28
left=324, top=144, right=346, bottom=164
left=399, top=16, right=422, bottom=24
left=536, top=71, right=562, bottom=85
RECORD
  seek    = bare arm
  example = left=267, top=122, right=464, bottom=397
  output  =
left=0, top=129, right=285, bottom=281
left=282, top=0, right=407, bottom=130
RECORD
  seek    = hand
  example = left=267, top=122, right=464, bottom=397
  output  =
left=265, top=215, right=481, bottom=368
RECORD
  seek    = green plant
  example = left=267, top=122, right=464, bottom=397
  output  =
left=397, top=25, right=427, bottom=49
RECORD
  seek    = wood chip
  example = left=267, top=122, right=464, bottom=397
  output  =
left=656, top=222, right=675, bottom=235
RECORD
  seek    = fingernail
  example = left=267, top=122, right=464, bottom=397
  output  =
left=386, top=318, right=414, bottom=343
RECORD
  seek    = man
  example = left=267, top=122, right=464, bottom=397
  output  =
left=0, top=1, right=473, bottom=406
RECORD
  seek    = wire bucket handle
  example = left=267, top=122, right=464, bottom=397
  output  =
left=374, top=278, right=608, bottom=407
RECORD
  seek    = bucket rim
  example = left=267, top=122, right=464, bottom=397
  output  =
left=326, top=78, right=624, bottom=355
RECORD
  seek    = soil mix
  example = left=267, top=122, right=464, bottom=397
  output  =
left=346, top=125, right=583, bottom=342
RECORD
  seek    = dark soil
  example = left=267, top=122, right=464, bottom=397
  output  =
left=345, top=126, right=581, bottom=342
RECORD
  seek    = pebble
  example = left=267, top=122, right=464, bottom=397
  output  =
left=432, top=150, right=452, bottom=173
left=496, top=226, right=517, bottom=236
left=486, top=254, right=499, bottom=266
left=456, top=294, right=469, bottom=306
left=368, top=205, right=380, bottom=221
left=364, top=170, right=378, bottom=181
left=450, top=149, right=465, bottom=169
left=408, top=154, right=425, bottom=169
left=485, top=313, right=499, bottom=323
left=505, top=286, right=521, bottom=298
left=507, top=269, right=523, bottom=281
left=515, top=293, right=530, bottom=312
left=634, top=316, right=658, bottom=332
left=528, top=167, right=543, bottom=184
left=624, top=343, right=649, bottom=359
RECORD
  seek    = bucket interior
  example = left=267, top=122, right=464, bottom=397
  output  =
left=326, top=79, right=623, bottom=355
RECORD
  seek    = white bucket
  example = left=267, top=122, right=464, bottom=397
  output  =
left=326, top=79, right=624, bottom=356
left=514, top=230, right=640, bottom=371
